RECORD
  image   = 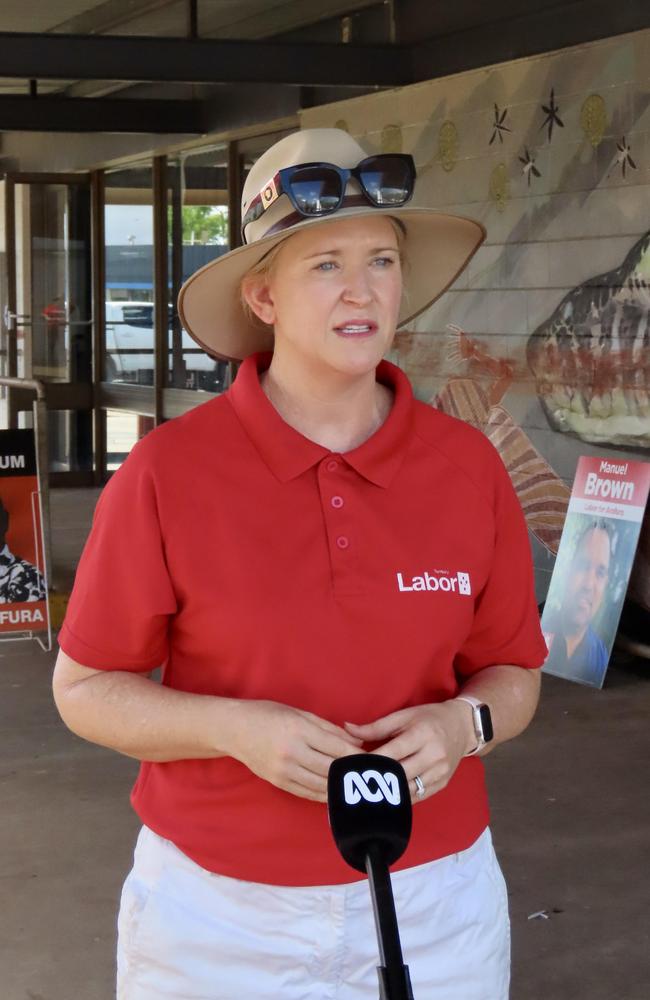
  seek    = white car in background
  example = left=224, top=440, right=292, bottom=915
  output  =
left=104, top=301, right=225, bottom=390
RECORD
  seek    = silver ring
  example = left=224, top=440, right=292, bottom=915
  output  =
left=414, top=775, right=425, bottom=798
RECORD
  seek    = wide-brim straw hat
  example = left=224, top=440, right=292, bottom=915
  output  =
left=178, top=128, right=486, bottom=362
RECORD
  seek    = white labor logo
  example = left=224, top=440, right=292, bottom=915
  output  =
left=343, top=769, right=401, bottom=806
left=396, top=569, right=472, bottom=595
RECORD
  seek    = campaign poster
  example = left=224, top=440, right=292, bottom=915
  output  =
left=541, top=457, right=650, bottom=689
left=0, top=429, right=49, bottom=636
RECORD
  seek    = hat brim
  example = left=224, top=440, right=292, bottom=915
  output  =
left=177, top=206, right=486, bottom=363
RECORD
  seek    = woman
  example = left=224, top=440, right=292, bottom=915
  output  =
left=53, top=128, right=546, bottom=999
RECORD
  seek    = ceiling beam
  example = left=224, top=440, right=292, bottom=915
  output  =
left=0, top=96, right=207, bottom=134
left=0, top=31, right=411, bottom=88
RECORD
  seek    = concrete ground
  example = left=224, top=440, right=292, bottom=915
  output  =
left=1, top=488, right=649, bottom=1000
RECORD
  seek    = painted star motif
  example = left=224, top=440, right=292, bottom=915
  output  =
left=489, top=104, right=511, bottom=145
left=540, top=88, right=564, bottom=142
left=614, top=137, right=637, bottom=178
left=519, top=147, right=541, bottom=186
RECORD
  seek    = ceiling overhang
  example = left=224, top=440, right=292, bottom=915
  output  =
left=0, top=1, right=648, bottom=136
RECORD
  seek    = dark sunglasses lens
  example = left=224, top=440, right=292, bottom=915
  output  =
left=289, top=167, right=342, bottom=215
left=360, top=157, right=413, bottom=205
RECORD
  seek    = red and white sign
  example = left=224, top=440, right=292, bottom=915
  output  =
left=568, top=457, right=650, bottom=523
left=542, top=455, right=650, bottom=688
left=0, top=429, right=48, bottom=636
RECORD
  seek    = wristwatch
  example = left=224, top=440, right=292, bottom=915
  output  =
left=456, top=695, right=494, bottom=756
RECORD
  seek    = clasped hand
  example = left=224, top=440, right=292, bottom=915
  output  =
left=228, top=700, right=362, bottom=803
left=229, top=699, right=470, bottom=804
left=345, top=701, right=471, bottom=803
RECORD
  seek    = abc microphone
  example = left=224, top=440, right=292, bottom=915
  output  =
left=327, top=754, right=415, bottom=1000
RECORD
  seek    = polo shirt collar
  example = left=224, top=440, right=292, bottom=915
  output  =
left=227, top=352, right=414, bottom=488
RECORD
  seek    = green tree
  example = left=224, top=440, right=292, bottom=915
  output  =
left=170, top=205, right=228, bottom=244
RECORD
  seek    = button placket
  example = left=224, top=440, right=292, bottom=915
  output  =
left=323, top=463, right=347, bottom=539
left=318, top=456, right=359, bottom=592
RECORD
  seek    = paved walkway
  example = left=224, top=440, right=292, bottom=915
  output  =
left=49, top=488, right=102, bottom=593
left=1, top=487, right=649, bottom=999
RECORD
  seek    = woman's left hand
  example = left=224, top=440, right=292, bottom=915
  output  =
left=344, top=701, right=473, bottom=803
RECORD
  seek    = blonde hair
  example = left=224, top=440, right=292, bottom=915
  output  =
left=239, top=216, right=409, bottom=330
left=240, top=241, right=286, bottom=331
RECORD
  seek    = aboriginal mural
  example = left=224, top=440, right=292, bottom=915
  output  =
left=527, top=231, right=650, bottom=451
left=301, top=27, right=650, bottom=616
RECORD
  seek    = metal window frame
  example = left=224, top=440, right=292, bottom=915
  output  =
left=3, top=177, right=18, bottom=381
left=2, top=170, right=97, bottom=483
left=91, top=169, right=107, bottom=485
left=5, top=125, right=297, bottom=479
left=95, top=161, right=155, bottom=478
left=153, top=156, right=168, bottom=426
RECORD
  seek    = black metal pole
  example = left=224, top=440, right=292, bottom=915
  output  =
left=187, top=0, right=198, bottom=39
left=365, top=844, right=414, bottom=1000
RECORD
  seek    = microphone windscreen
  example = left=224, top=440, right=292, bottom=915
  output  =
left=327, top=754, right=412, bottom=873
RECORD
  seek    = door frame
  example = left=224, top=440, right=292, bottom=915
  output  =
left=2, top=170, right=97, bottom=486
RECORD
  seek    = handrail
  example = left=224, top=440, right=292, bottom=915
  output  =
left=0, top=376, right=46, bottom=400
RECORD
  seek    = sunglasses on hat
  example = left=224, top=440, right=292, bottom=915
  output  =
left=241, top=153, right=416, bottom=243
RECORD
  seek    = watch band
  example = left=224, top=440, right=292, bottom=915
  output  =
left=455, top=695, right=492, bottom=756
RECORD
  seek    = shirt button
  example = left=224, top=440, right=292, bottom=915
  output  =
left=331, top=495, right=344, bottom=509
left=326, top=460, right=339, bottom=472
left=336, top=535, right=350, bottom=550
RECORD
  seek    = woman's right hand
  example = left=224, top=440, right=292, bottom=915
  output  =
left=225, top=700, right=363, bottom=803
left=52, top=652, right=361, bottom=792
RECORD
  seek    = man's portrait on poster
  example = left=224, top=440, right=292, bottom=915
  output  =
left=542, top=504, right=650, bottom=693
left=543, top=518, right=613, bottom=686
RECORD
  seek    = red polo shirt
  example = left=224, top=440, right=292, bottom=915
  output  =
left=59, top=352, right=546, bottom=885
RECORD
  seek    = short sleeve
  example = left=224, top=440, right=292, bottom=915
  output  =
left=58, top=444, right=178, bottom=672
left=454, top=456, right=547, bottom=678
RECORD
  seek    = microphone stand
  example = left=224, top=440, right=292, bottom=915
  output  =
left=365, top=843, right=414, bottom=1000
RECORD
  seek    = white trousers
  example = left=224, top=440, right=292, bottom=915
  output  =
left=117, top=825, right=510, bottom=1000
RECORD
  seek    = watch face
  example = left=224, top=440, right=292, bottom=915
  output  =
left=478, top=704, right=494, bottom=743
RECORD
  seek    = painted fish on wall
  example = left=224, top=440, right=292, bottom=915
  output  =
left=527, top=231, right=650, bottom=450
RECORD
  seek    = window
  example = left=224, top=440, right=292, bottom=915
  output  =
left=104, top=164, right=154, bottom=384
left=166, top=147, right=229, bottom=391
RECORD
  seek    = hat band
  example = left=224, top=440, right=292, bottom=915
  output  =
left=261, top=194, right=370, bottom=239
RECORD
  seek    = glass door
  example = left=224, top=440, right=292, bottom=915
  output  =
left=166, top=145, right=230, bottom=394
left=1, top=173, right=94, bottom=483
